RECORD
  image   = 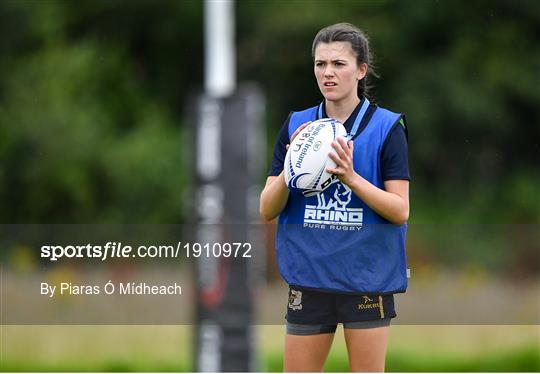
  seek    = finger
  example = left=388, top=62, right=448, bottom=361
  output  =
left=348, top=140, right=354, bottom=152
left=337, top=137, right=351, bottom=155
left=326, top=166, right=343, bottom=175
left=290, top=121, right=311, bottom=141
left=328, top=150, right=345, bottom=167
left=293, top=122, right=309, bottom=136
left=299, top=121, right=311, bottom=130
left=331, top=141, right=349, bottom=163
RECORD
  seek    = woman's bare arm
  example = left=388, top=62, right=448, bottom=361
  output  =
left=327, top=137, right=409, bottom=224
left=259, top=173, right=290, bottom=221
left=259, top=121, right=311, bottom=221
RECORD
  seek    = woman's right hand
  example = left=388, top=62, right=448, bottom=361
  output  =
left=286, top=121, right=311, bottom=150
left=260, top=121, right=311, bottom=221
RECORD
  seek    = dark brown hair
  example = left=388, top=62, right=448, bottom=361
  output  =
left=312, top=23, right=377, bottom=98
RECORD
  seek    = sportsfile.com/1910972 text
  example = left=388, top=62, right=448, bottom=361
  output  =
left=40, top=242, right=252, bottom=261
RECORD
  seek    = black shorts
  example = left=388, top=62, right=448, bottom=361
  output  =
left=286, top=286, right=396, bottom=335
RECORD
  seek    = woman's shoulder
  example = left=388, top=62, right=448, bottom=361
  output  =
left=371, top=103, right=405, bottom=128
left=372, top=103, right=402, bottom=117
left=286, top=104, right=321, bottom=127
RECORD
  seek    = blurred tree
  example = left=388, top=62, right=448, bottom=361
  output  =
left=0, top=0, right=538, bottom=232
left=0, top=40, right=185, bottom=222
left=0, top=0, right=195, bottom=222
left=237, top=0, right=540, bottom=223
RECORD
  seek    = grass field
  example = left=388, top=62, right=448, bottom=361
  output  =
left=1, top=325, right=538, bottom=372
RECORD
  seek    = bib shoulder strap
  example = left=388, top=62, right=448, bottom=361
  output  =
left=288, top=105, right=319, bottom=138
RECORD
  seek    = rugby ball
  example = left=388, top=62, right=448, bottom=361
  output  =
left=284, top=118, right=347, bottom=196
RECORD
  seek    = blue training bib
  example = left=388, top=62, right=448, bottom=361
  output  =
left=276, top=102, right=408, bottom=294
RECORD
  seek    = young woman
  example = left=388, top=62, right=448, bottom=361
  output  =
left=260, top=23, right=410, bottom=372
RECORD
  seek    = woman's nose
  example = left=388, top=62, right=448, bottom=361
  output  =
left=324, top=67, right=335, bottom=77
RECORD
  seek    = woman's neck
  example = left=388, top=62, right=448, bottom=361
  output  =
left=325, top=95, right=360, bottom=123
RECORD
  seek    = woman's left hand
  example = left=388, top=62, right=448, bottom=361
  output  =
left=326, top=137, right=358, bottom=187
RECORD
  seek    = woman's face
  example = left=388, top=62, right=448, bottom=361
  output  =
left=314, top=41, right=367, bottom=103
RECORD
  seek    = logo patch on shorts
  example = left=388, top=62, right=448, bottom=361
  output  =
left=358, top=295, right=380, bottom=310
left=288, top=290, right=303, bottom=311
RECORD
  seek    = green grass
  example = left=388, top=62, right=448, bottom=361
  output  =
left=2, top=346, right=538, bottom=372
left=264, top=346, right=540, bottom=372
left=386, top=347, right=540, bottom=372
left=2, top=325, right=538, bottom=372
left=0, top=361, right=190, bottom=372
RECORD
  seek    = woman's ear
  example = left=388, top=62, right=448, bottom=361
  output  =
left=358, top=63, right=368, bottom=80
